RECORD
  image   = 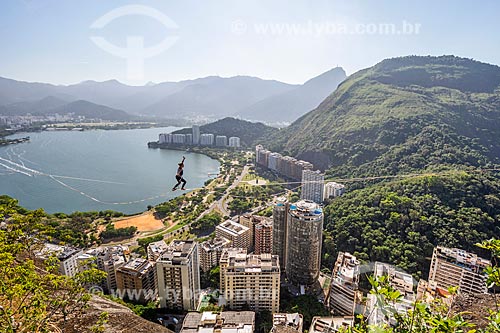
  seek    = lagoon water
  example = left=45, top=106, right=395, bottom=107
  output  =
left=0, top=128, right=220, bottom=214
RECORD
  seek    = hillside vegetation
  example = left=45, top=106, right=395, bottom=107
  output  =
left=257, top=55, right=500, bottom=281
left=322, top=172, right=500, bottom=278
left=269, top=56, right=500, bottom=175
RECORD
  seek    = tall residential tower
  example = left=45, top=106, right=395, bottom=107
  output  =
left=286, top=200, right=324, bottom=286
left=272, top=197, right=289, bottom=271
left=192, top=125, right=200, bottom=145
left=301, top=170, right=325, bottom=204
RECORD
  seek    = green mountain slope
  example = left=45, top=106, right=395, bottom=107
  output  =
left=322, top=171, right=500, bottom=277
left=174, top=117, right=278, bottom=147
left=269, top=55, right=500, bottom=176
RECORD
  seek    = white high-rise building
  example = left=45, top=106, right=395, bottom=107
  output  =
left=172, top=134, right=186, bottom=144
left=34, top=243, right=82, bottom=277
left=228, top=137, right=241, bottom=147
left=216, top=135, right=228, bottom=147
left=192, top=125, right=200, bottom=145
left=301, top=170, right=325, bottom=204
left=185, top=133, right=193, bottom=145
left=200, top=134, right=215, bottom=145
left=324, top=182, right=345, bottom=200
left=159, top=133, right=166, bottom=143
left=156, top=240, right=200, bottom=310
left=159, top=133, right=173, bottom=144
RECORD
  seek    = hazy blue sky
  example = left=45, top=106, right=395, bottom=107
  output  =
left=1, top=0, right=499, bottom=85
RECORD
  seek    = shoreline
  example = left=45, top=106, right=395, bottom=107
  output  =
left=0, top=129, right=221, bottom=216
left=114, top=145, right=245, bottom=232
left=1, top=122, right=184, bottom=138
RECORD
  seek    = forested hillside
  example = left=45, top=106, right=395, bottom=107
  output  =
left=322, top=171, right=499, bottom=278
left=268, top=56, right=500, bottom=175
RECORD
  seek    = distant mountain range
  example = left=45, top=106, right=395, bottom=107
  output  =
left=141, top=76, right=296, bottom=119
left=0, top=68, right=347, bottom=124
left=236, top=67, right=346, bottom=123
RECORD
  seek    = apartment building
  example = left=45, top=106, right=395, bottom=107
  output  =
left=309, top=317, right=354, bottom=333
left=272, top=196, right=289, bottom=271
left=327, top=252, right=362, bottom=316
left=159, top=133, right=172, bottom=144
left=156, top=240, right=200, bottom=310
left=367, top=262, right=416, bottom=326
left=199, top=237, right=231, bottom=272
left=228, top=137, right=241, bottom=148
left=254, top=219, right=273, bottom=255
left=323, top=182, right=345, bottom=200
left=266, top=152, right=280, bottom=171
left=301, top=170, right=325, bottom=204
left=255, top=145, right=313, bottom=181
left=115, top=258, right=156, bottom=304
left=286, top=200, right=324, bottom=286
left=181, top=311, right=255, bottom=333
left=200, top=134, right=215, bottom=145
left=239, top=214, right=268, bottom=252
left=35, top=243, right=83, bottom=277
left=147, top=240, right=169, bottom=261
left=272, top=313, right=303, bottom=333
left=185, top=133, right=193, bottom=145
left=428, top=246, right=490, bottom=294
left=216, top=135, right=228, bottom=147
left=172, top=134, right=186, bottom=144
left=220, top=248, right=280, bottom=312
left=292, top=160, right=313, bottom=181
left=258, top=149, right=271, bottom=168
left=216, top=220, right=252, bottom=250
left=82, top=245, right=129, bottom=293
left=192, top=125, right=200, bottom=144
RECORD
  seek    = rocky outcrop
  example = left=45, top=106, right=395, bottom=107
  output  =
left=61, top=296, right=174, bottom=333
left=451, top=293, right=498, bottom=330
